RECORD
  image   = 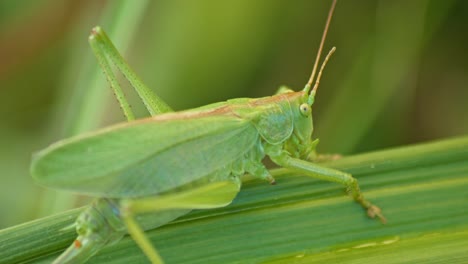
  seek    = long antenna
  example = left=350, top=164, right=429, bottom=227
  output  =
left=304, top=0, right=337, bottom=94
left=311, top=46, right=336, bottom=94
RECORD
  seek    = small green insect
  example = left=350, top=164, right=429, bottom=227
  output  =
left=31, top=0, right=385, bottom=263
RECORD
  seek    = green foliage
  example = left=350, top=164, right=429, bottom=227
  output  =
left=2, top=136, right=467, bottom=263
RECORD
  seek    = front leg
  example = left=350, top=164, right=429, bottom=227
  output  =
left=270, top=152, right=386, bottom=223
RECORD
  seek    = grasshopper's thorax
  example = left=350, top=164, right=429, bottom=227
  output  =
left=246, top=88, right=316, bottom=160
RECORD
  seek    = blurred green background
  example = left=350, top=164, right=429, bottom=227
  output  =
left=0, top=0, right=467, bottom=229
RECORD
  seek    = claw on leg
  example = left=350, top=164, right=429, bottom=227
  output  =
left=366, top=205, right=387, bottom=224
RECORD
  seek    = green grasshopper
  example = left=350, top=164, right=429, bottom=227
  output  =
left=31, top=0, right=385, bottom=263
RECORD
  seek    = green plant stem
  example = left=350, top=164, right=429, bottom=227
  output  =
left=2, top=135, right=468, bottom=263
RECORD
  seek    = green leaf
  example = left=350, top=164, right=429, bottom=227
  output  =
left=1, top=136, right=467, bottom=263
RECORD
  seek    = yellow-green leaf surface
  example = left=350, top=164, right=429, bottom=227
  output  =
left=1, top=136, right=467, bottom=263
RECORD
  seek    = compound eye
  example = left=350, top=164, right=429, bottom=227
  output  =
left=299, top=103, right=311, bottom=117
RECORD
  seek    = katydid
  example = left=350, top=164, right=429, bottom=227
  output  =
left=31, top=0, right=385, bottom=263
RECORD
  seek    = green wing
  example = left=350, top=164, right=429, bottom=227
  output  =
left=31, top=114, right=257, bottom=198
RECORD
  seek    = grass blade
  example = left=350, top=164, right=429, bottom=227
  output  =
left=1, top=135, right=467, bottom=263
